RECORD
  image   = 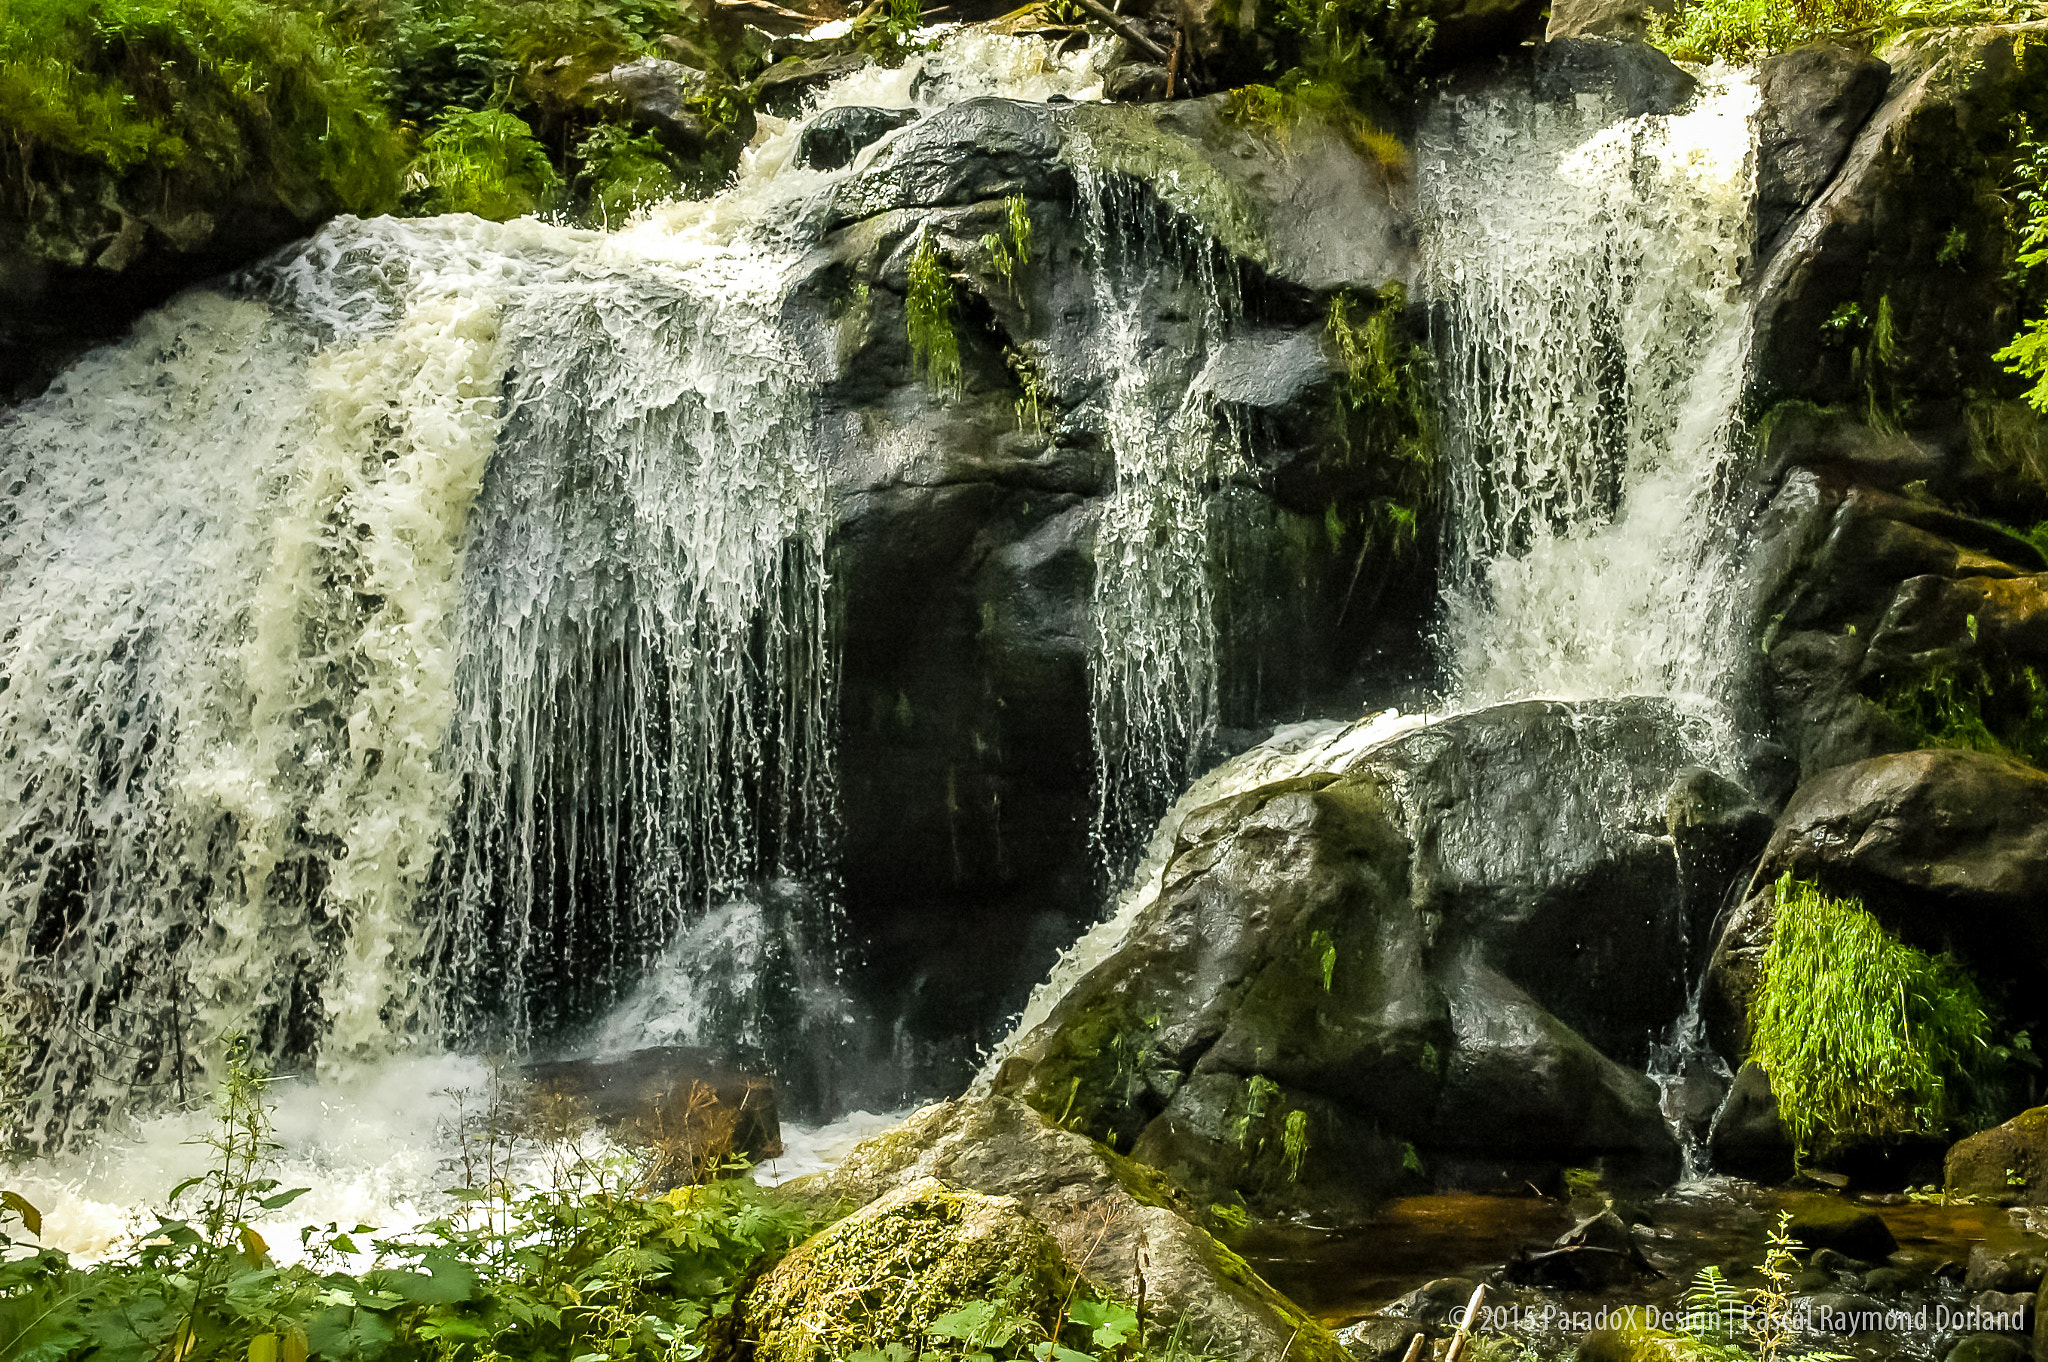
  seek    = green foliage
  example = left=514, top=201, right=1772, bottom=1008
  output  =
left=1653, top=0, right=2036, bottom=64
left=1879, top=654, right=2048, bottom=770
left=575, top=121, right=677, bottom=221
left=1750, top=875, right=2006, bottom=1162
left=0, top=0, right=402, bottom=207
left=1327, top=286, right=1434, bottom=470
left=411, top=106, right=559, bottom=218
left=1311, top=930, right=1336, bottom=991
left=907, top=233, right=962, bottom=397
left=1232, top=1074, right=1280, bottom=1149
left=981, top=194, right=1034, bottom=297
left=0, top=1041, right=822, bottom=1362
left=1280, top=1110, right=1309, bottom=1183
left=1999, top=128, right=2048, bottom=410
left=1262, top=0, right=1435, bottom=113
left=854, top=0, right=927, bottom=64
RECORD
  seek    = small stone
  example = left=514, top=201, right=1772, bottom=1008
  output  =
left=1787, top=1200, right=1898, bottom=1260
left=1946, top=1333, right=2031, bottom=1362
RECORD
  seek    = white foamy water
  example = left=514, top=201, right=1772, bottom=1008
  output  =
left=0, top=27, right=1109, bottom=1162
left=1419, top=69, right=1761, bottom=708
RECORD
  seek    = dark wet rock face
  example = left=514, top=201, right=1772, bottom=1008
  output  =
left=795, top=94, right=1434, bottom=1091
left=1753, top=44, right=1890, bottom=256
left=793, top=105, right=919, bottom=171
left=987, top=700, right=1764, bottom=1216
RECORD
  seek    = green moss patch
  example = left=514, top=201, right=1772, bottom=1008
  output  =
left=1751, top=874, right=2005, bottom=1162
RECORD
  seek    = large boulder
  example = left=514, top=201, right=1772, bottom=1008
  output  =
left=794, top=93, right=1435, bottom=1089
left=792, top=1094, right=1351, bottom=1361
left=1752, top=44, right=1891, bottom=256
left=1747, top=23, right=2048, bottom=412
left=984, top=700, right=1750, bottom=1215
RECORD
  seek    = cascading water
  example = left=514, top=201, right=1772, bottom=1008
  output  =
left=1417, top=69, right=1761, bottom=709
left=0, top=30, right=1114, bottom=1166
left=1070, top=166, right=1243, bottom=870
left=1414, top=68, right=1764, bottom=1172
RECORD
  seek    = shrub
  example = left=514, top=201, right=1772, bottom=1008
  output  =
left=575, top=121, right=677, bottom=221
left=906, top=233, right=961, bottom=397
left=1750, top=874, right=2005, bottom=1162
left=1653, top=0, right=2036, bottom=64
left=411, top=106, right=559, bottom=218
left=0, top=0, right=402, bottom=209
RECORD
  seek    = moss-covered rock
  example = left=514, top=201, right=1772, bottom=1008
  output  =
left=791, top=1094, right=1352, bottom=1362
left=744, top=1178, right=1074, bottom=1361
left=1947, top=1105, right=2048, bottom=1202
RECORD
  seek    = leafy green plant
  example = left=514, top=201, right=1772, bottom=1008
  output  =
left=575, top=121, right=678, bottom=221
left=1652, top=0, right=2035, bottom=63
left=0, top=0, right=402, bottom=207
left=411, top=106, right=560, bottom=218
left=854, top=0, right=927, bottom=63
left=907, top=233, right=962, bottom=397
left=1750, top=874, right=2006, bottom=1162
left=2000, top=128, right=2048, bottom=410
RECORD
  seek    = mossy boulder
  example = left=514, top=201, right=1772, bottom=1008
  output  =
left=789, top=1094, right=1352, bottom=1362
left=1947, top=1106, right=2048, bottom=1202
left=1786, top=1198, right=1899, bottom=1259
left=744, top=1178, right=1073, bottom=1361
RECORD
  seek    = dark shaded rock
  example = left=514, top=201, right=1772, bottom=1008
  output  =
left=1747, top=24, right=2048, bottom=411
left=989, top=700, right=1726, bottom=1215
left=1532, top=38, right=1698, bottom=118
left=588, top=57, right=758, bottom=159
left=523, top=1044, right=782, bottom=1179
left=831, top=98, right=1066, bottom=225
left=1544, top=0, right=1672, bottom=41
left=1104, top=62, right=1172, bottom=102
left=1707, top=1062, right=1796, bottom=1182
left=1787, top=1200, right=1899, bottom=1259
left=1862, top=1265, right=1925, bottom=1294
left=1965, top=1245, right=2045, bottom=1293
left=1947, top=1335, right=2031, bottom=1362
left=1760, top=749, right=2048, bottom=990
left=795, top=105, right=919, bottom=171
left=1388, top=1277, right=1484, bottom=1322
left=1971, top=1292, right=2036, bottom=1327
left=1339, top=1316, right=1445, bottom=1362
left=1754, top=44, right=1890, bottom=255
left=1948, top=1107, right=2048, bottom=1204
left=749, top=50, right=869, bottom=113
left=1506, top=1212, right=1659, bottom=1289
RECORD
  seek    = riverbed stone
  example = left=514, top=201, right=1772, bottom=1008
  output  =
left=1787, top=1201, right=1898, bottom=1260
left=1948, top=1107, right=2048, bottom=1203
left=1947, top=1335, right=2031, bottom=1362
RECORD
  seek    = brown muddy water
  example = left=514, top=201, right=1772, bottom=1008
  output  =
left=1241, top=1181, right=2048, bottom=1360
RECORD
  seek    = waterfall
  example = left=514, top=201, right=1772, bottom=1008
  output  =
left=1071, top=167, right=1243, bottom=871
left=1418, top=70, right=1761, bottom=710
left=0, top=30, right=1118, bottom=1148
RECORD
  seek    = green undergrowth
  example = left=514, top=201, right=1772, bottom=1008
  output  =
left=0, top=0, right=402, bottom=209
left=1, top=1040, right=1231, bottom=1362
left=1750, top=875, right=2022, bottom=1164
left=1653, top=0, right=2041, bottom=64
left=409, top=106, right=559, bottom=217
left=1318, top=285, right=1435, bottom=564
left=2000, top=127, right=2048, bottom=410
left=1877, top=653, right=2048, bottom=770
left=906, top=233, right=962, bottom=398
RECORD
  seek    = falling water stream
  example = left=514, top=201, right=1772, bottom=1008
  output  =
left=6, top=31, right=1769, bottom=1264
